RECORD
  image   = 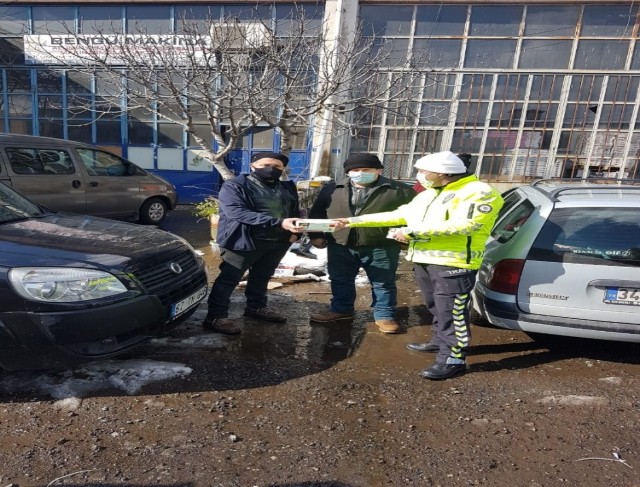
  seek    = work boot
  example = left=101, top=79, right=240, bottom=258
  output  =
left=405, top=342, right=439, bottom=352
left=309, top=309, right=354, bottom=323
left=420, top=362, right=466, bottom=380
left=202, top=316, right=242, bottom=335
left=244, top=307, right=286, bottom=322
left=375, top=319, right=401, bottom=334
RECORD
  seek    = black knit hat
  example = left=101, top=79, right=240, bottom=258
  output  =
left=343, top=153, right=384, bottom=173
left=250, top=151, right=289, bottom=166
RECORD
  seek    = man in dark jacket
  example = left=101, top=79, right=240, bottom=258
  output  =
left=307, top=153, right=416, bottom=334
left=203, top=152, right=302, bottom=335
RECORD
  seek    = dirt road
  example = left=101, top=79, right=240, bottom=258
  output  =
left=0, top=209, right=638, bottom=487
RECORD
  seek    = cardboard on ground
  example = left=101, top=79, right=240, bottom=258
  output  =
left=295, top=219, right=337, bottom=232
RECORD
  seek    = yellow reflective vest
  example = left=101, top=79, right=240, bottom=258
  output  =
left=349, top=175, right=504, bottom=269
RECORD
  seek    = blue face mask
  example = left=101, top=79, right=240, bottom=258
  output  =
left=348, top=171, right=378, bottom=185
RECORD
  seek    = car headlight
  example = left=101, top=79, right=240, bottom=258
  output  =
left=9, top=267, right=128, bottom=303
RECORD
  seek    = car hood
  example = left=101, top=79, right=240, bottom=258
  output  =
left=0, top=213, right=186, bottom=268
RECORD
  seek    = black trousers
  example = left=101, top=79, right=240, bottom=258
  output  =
left=207, top=240, right=291, bottom=318
left=414, top=263, right=477, bottom=364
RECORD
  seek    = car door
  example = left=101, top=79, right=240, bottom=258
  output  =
left=74, top=147, right=142, bottom=219
left=517, top=205, right=640, bottom=325
left=2, top=146, right=87, bottom=213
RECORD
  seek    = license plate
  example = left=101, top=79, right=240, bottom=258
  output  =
left=604, top=287, right=640, bottom=306
left=170, top=286, right=207, bottom=318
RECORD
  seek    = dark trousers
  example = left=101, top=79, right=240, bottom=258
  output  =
left=207, top=240, right=291, bottom=318
left=327, top=242, right=400, bottom=320
left=414, top=263, right=477, bottom=364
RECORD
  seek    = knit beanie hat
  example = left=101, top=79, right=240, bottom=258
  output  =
left=414, top=151, right=467, bottom=174
left=250, top=151, right=289, bottom=166
left=343, top=153, right=384, bottom=173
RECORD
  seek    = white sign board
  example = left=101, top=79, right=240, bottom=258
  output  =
left=24, top=35, right=211, bottom=65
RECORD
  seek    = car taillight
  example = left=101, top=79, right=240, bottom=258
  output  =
left=486, top=259, right=525, bottom=295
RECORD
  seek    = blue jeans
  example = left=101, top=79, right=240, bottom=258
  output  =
left=327, top=242, right=400, bottom=320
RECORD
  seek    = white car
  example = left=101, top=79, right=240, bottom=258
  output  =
left=473, top=179, right=640, bottom=342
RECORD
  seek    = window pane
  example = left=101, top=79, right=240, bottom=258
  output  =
left=470, top=6, right=522, bottom=36
left=575, top=40, right=629, bottom=70
left=96, top=120, right=122, bottom=144
left=415, top=6, right=466, bottom=36
left=33, top=6, right=75, bottom=35
left=128, top=121, right=154, bottom=144
left=465, top=40, right=516, bottom=69
left=79, top=6, right=123, bottom=34
left=582, top=5, right=638, bottom=37
left=420, top=103, right=450, bottom=126
left=524, top=6, right=578, bottom=36
left=37, top=70, right=63, bottom=93
left=223, top=5, right=272, bottom=22
left=452, top=129, right=484, bottom=153
left=275, top=4, right=324, bottom=36
left=520, top=40, right=572, bottom=69
left=460, top=74, right=494, bottom=100
left=176, top=6, right=222, bottom=34
left=568, top=75, right=603, bottom=102
left=604, top=76, right=640, bottom=102
left=8, top=95, right=32, bottom=116
left=126, top=6, right=171, bottom=34
left=530, top=75, right=565, bottom=101
left=0, top=38, right=25, bottom=64
left=456, top=102, right=489, bottom=125
left=413, top=39, right=461, bottom=68
left=67, top=72, right=93, bottom=94
left=6, top=70, right=31, bottom=93
left=39, top=120, right=64, bottom=139
left=359, top=6, right=414, bottom=37
left=38, top=95, right=63, bottom=118
left=0, top=6, right=29, bottom=35
left=496, top=74, right=528, bottom=100
left=157, top=124, right=184, bottom=146
left=68, top=124, right=94, bottom=144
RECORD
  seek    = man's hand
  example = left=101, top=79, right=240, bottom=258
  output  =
left=282, top=218, right=303, bottom=233
left=387, top=228, right=410, bottom=244
left=310, top=238, right=327, bottom=249
left=330, top=218, right=350, bottom=231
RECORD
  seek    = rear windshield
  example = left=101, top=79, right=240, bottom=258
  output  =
left=529, top=207, right=640, bottom=266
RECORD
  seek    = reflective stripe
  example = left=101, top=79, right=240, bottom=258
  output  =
left=413, top=249, right=484, bottom=259
left=450, top=293, right=470, bottom=359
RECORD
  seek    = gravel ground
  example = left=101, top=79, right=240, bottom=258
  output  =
left=0, top=209, right=638, bottom=487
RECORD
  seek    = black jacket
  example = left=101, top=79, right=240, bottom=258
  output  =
left=308, top=176, right=416, bottom=247
left=216, top=174, right=300, bottom=251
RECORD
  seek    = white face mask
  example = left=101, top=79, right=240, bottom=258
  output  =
left=417, top=173, right=442, bottom=188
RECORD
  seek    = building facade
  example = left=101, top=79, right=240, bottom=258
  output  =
left=2, top=1, right=640, bottom=201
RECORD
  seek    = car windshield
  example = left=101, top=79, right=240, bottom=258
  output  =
left=531, top=207, right=640, bottom=266
left=0, top=182, right=43, bottom=223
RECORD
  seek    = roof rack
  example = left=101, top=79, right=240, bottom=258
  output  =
left=531, top=178, right=640, bottom=201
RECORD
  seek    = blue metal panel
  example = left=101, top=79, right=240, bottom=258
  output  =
left=151, top=169, right=221, bottom=204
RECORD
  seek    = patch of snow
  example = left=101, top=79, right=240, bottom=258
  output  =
left=17, top=360, right=193, bottom=399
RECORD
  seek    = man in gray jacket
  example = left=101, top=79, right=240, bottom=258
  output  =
left=307, top=153, right=415, bottom=334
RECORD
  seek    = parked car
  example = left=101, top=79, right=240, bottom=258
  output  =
left=0, top=134, right=177, bottom=224
left=472, top=179, right=640, bottom=343
left=0, top=181, right=207, bottom=371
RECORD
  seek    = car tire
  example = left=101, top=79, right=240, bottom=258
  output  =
left=469, top=296, right=493, bottom=327
left=139, top=197, right=168, bottom=225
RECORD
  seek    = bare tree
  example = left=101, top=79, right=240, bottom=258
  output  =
left=29, top=6, right=424, bottom=180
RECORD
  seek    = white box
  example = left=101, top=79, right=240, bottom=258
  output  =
left=295, top=219, right=337, bottom=232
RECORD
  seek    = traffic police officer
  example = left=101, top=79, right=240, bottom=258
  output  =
left=333, top=151, right=503, bottom=380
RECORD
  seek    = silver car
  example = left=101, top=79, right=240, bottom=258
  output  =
left=473, top=179, right=640, bottom=343
left=0, top=134, right=178, bottom=224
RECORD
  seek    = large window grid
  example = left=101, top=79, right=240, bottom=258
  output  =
left=356, top=3, right=640, bottom=182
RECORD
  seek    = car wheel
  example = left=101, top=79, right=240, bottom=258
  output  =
left=469, top=296, right=492, bottom=327
left=139, top=197, right=168, bottom=225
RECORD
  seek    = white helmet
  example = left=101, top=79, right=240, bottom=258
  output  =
left=414, top=151, right=466, bottom=174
